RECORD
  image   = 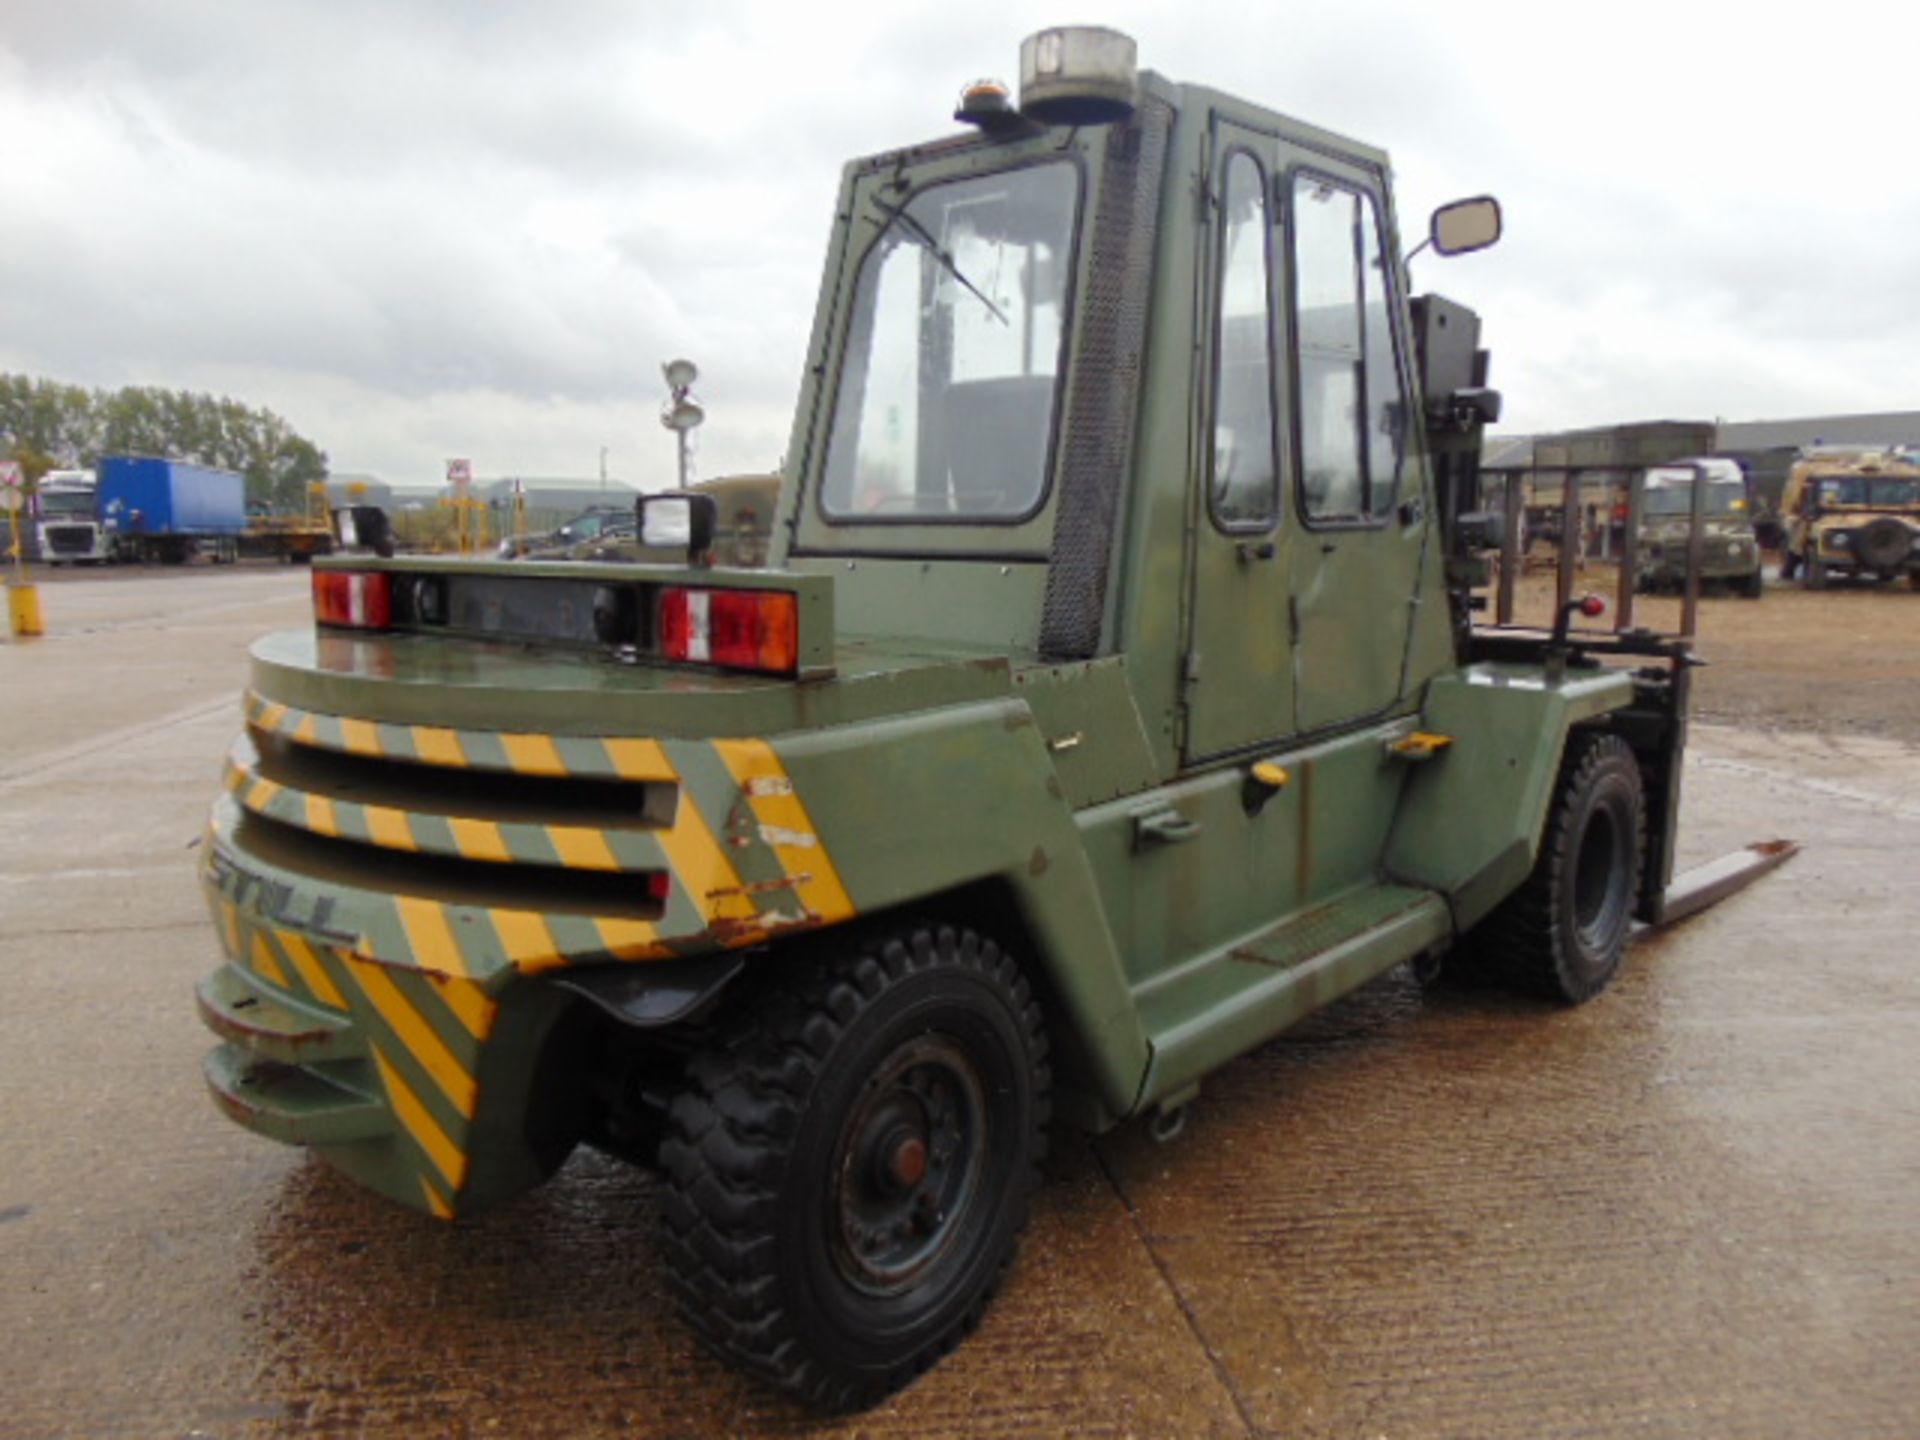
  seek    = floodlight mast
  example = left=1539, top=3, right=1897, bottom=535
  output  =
left=660, top=359, right=705, bottom=489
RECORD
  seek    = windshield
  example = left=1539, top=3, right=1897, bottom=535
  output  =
left=1816, top=476, right=1920, bottom=507
left=40, top=491, right=94, bottom=517
left=1642, top=480, right=1746, bottom=517
left=820, top=160, right=1080, bottom=522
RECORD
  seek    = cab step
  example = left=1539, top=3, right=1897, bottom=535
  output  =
left=1133, top=882, right=1450, bottom=1108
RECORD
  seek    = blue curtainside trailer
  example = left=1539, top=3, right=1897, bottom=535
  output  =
left=97, top=456, right=246, bottom=564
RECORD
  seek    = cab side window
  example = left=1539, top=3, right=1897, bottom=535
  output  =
left=1210, top=151, right=1279, bottom=529
left=1291, top=175, right=1409, bottom=521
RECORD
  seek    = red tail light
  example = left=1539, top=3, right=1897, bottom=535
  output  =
left=312, top=571, right=393, bottom=630
left=658, top=587, right=798, bottom=674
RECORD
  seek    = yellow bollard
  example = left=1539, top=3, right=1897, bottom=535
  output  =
left=7, top=582, right=44, bottom=638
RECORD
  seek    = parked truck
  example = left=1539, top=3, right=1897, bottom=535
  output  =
left=1777, top=449, right=1920, bottom=589
left=195, top=28, right=1786, bottom=1411
left=98, top=456, right=245, bottom=564
left=1634, top=458, right=1764, bottom=596
left=241, top=482, right=336, bottom=563
left=35, top=469, right=110, bottom=564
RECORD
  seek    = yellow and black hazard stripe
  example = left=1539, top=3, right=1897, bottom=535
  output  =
left=206, top=890, right=497, bottom=1213
left=245, top=691, right=689, bottom=783
left=205, top=696, right=861, bottom=1212
left=228, top=693, right=855, bottom=974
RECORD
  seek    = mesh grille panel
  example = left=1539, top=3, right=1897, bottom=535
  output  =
left=1039, top=95, right=1173, bottom=659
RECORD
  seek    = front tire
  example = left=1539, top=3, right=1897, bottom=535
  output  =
left=1469, top=732, right=1645, bottom=1003
left=658, top=925, right=1050, bottom=1411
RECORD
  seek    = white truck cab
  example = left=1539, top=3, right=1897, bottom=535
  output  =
left=37, top=469, right=107, bottom=564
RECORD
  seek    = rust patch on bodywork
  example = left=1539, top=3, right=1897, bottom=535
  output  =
left=1294, top=759, right=1315, bottom=899
left=705, top=875, right=807, bottom=900
left=700, top=904, right=823, bottom=946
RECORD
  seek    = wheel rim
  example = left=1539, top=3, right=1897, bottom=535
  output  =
left=1572, top=803, right=1629, bottom=948
left=829, top=1034, right=988, bottom=1298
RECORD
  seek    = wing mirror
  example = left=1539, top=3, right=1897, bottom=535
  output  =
left=1428, top=196, right=1503, bottom=257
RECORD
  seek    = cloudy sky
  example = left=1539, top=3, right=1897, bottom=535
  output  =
left=3, top=1, right=1915, bottom=488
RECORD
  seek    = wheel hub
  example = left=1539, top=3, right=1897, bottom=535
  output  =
left=831, top=1035, right=987, bottom=1296
left=884, top=1132, right=929, bottom=1190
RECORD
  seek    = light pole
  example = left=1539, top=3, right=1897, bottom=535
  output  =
left=661, top=359, right=705, bottom=490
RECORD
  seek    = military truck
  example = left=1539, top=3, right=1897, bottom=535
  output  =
left=196, top=28, right=1748, bottom=1410
left=1778, top=450, right=1920, bottom=589
left=1635, top=458, right=1763, bottom=597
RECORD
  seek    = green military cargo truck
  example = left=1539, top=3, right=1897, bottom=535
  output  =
left=1635, top=458, right=1764, bottom=596
left=197, top=27, right=1723, bottom=1410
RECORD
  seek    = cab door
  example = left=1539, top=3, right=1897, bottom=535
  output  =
left=1183, top=120, right=1294, bottom=762
left=1284, top=163, right=1428, bottom=733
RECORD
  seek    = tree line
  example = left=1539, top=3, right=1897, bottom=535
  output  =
left=0, top=374, right=328, bottom=511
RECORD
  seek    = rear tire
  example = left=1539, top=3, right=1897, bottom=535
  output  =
left=657, top=924, right=1049, bottom=1412
left=1468, top=732, right=1645, bottom=1004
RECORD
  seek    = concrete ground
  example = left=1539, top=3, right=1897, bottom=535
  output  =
left=1, top=568, right=1916, bottom=1438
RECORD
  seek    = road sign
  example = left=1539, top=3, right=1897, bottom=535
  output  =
left=0, top=488, right=20, bottom=513
left=446, top=458, right=472, bottom=488
left=0, top=461, right=22, bottom=488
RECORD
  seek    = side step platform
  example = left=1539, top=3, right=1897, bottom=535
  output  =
left=1133, top=883, right=1451, bottom=1110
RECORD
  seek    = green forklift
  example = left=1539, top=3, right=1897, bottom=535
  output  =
left=197, top=26, right=1788, bottom=1410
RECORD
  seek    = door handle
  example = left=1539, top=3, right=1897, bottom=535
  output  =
left=1236, top=540, right=1277, bottom=563
left=1133, top=808, right=1201, bottom=849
